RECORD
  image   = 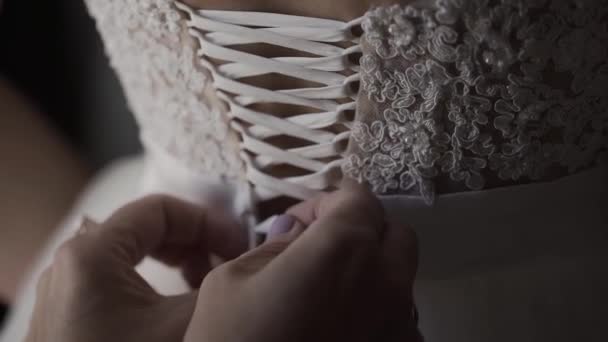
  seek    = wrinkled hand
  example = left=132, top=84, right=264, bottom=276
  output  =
left=26, top=185, right=420, bottom=342
left=25, top=195, right=247, bottom=342
left=185, top=183, right=420, bottom=342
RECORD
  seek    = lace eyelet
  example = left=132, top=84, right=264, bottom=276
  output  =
left=347, top=80, right=361, bottom=97
left=343, top=109, right=356, bottom=122
left=347, top=51, right=363, bottom=67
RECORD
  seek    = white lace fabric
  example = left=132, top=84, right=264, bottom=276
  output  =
left=84, top=0, right=245, bottom=180
left=345, top=0, right=608, bottom=204
left=2, top=2, right=608, bottom=341
left=84, top=0, right=608, bottom=207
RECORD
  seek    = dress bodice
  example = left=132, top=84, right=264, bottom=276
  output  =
left=350, top=0, right=608, bottom=204
left=1, top=2, right=607, bottom=342
left=84, top=0, right=608, bottom=209
left=84, top=0, right=246, bottom=180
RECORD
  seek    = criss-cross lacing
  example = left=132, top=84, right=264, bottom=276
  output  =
left=177, top=2, right=362, bottom=209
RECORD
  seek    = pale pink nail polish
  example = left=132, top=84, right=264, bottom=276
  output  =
left=267, top=214, right=295, bottom=239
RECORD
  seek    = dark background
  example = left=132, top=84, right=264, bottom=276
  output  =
left=0, top=304, right=5, bottom=329
left=1, top=0, right=141, bottom=326
left=0, top=0, right=141, bottom=169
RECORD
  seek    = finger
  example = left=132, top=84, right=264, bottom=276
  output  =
left=227, top=218, right=305, bottom=276
left=268, top=184, right=385, bottom=280
left=285, top=193, right=325, bottom=226
left=217, top=184, right=383, bottom=280
left=265, top=214, right=298, bottom=242
left=298, top=182, right=384, bottom=252
left=339, top=175, right=366, bottom=190
left=286, top=180, right=380, bottom=226
left=82, top=195, right=248, bottom=267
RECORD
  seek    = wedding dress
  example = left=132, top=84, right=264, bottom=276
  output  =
left=2, top=0, right=608, bottom=341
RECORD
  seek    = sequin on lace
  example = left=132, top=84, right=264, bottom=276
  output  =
left=344, top=0, right=608, bottom=204
left=85, top=0, right=608, bottom=206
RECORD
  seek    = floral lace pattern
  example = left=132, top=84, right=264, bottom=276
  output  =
left=84, top=0, right=244, bottom=178
left=343, top=0, right=608, bottom=204
left=84, top=0, right=607, bottom=204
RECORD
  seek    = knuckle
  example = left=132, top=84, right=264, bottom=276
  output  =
left=345, top=196, right=384, bottom=224
left=325, top=190, right=384, bottom=228
left=337, top=184, right=381, bottom=209
left=318, top=218, right=379, bottom=260
left=328, top=210, right=381, bottom=244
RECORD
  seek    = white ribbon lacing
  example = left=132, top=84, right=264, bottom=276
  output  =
left=176, top=3, right=362, bottom=231
left=176, top=2, right=362, bottom=212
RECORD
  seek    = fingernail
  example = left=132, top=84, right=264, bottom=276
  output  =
left=267, top=214, right=296, bottom=239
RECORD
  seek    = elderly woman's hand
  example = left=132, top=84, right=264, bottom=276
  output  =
left=184, top=183, right=420, bottom=342
left=26, top=185, right=420, bottom=342
left=24, top=195, right=248, bottom=342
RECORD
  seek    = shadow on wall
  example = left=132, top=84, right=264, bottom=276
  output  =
left=0, top=0, right=141, bottom=169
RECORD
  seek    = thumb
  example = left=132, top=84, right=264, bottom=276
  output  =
left=227, top=215, right=305, bottom=276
